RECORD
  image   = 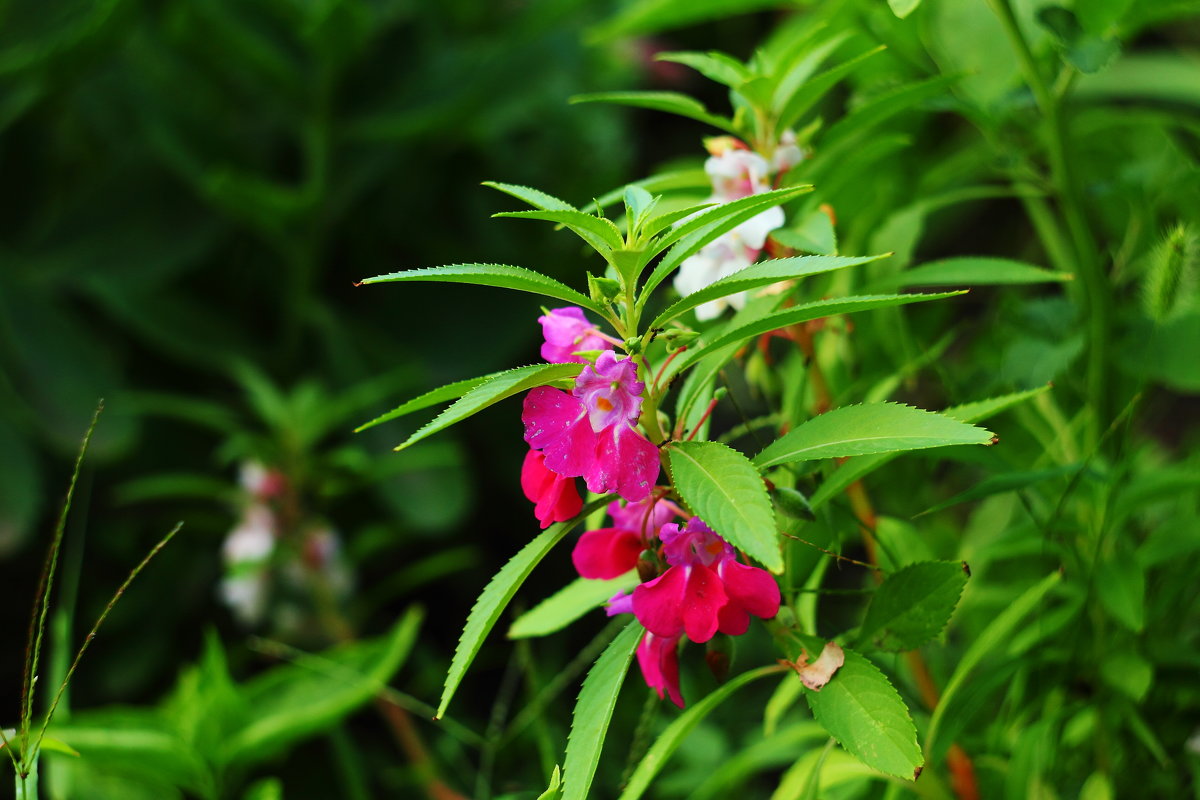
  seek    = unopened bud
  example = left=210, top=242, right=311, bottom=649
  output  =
left=587, top=273, right=622, bottom=305
left=773, top=487, right=814, bottom=521
left=659, top=328, right=700, bottom=346
left=705, top=634, right=734, bottom=682
left=636, top=550, right=659, bottom=583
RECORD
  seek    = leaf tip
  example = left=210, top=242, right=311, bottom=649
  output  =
left=913, top=764, right=924, bottom=781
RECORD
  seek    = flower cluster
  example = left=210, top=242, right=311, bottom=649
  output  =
left=520, top=310, right=661, bottom=528
left=518, top=310, right=780, bottom=705
left=584, top=510, right=780, bottom=707
left=673, top=133, right=802, bottom=319
left=219, top=461, right=352, bottom=632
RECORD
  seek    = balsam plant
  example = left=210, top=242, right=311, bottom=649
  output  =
left=358, top=28, right=1067, bottom=797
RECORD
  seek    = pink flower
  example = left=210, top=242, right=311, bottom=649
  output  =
left=522, top=352, right=660, bottom=502
left=637, top=632, right=684, bottom=707
left=632, top=518, right=779, bottom=644
left=521, top=449, right=583, bottom=529
left=538, top=307, right=610, bottom=364
left=572, top=497, right=677, bottom=579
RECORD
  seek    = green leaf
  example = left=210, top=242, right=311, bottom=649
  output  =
left=655, top=50, right=752, bottom=88
left=806, top=649, right=922, bottom=780
left=537, top=765, right=563, bottom=800
left=858, top=562, right=968, bottom=651
left=914, top=465, right=1079, bottom=517
left=225, top=608, right=422, bottom=764
left=436, top=498, right=606, bottom=719
left=49, top=710, right=214, bottom=796
left=355, top=373, right=498, bottom=433
left=360, top=264, right=603, bottom=315
left=617, top=666, right=780, bottom=800
left=776, top=46, right=887, bottom=130
left=495, top=210, right=625, bottom=254
left=624, top=185, right=657, bottom=228
left=1117, top=312, right=1200, bottom=392
left=650, top=254, right=885, bottom=329
left=642, top=186, right=814, bottom=298
left=668, top=441, right=781, bottom=572
left=569, top=91, right=737, bottom=134
left=593, top=170, right=711, bottom=210
left=872, top=257, right=1072, bottom=290
left=642, top=202, right=718, bottom=240
left=483, top=181, right=576, bottom=212
left=395, top=363, right=582, bottom=452
left=1037, top=5, right=1120, bottom=73
left=888, top=0, right=922, bottom=18
left=821, top=73, right=960, bottom=153
left=508, top=573, right=637, bottom=639
left=771, top=209, right=838, bottom=256
left=1095, top=557, right=1145, bottom=632
left=561, top=622, right=643, bottom=800
left=676, top=293, right=964, bottom=372
left=755, top=403, right=993, bottom=469
left=925, top=572, right=1061, bottom=760
left=588, top=0, right=782, bottom=40
left=808, top=386, right=1050, bottom=512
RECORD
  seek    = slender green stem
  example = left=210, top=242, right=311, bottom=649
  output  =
left=14, top=756, right=36, bottom=800
left=987, top=0, right=1112, bottom=445
left=31, top=523, right=182, bottom=764
left=21, top=402, right=102, bottom=762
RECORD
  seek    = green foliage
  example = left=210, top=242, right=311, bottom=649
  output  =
left=805, top=650, right=922, bottom=780
left=617, top=666, right=781, bottom=800
left=437, top=498, right=606, bottom=720
left=392, top=363, right=583, bottom=451
left=650, top=254, right=886, bottom=328
left=561, top=621, right=643, bottom=800
left=668, top=441, right=782, bottom=572
left=754, top=403, right=994, bottom=468
left=509, top=573, right=637, bottom=639
left=858, top=561, right=969, bottom=651
left=361, top=264, right=603, bottom=315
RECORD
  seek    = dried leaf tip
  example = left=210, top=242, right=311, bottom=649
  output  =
left=785, top=641, right=845, bottom=691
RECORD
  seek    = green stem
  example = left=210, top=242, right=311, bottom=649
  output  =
left=15, top=757, right=37, bottom=800
left=988, top=0, right=1112, bottom=445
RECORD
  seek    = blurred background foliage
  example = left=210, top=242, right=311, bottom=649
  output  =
left=1, top=0, right=1198, bottom=797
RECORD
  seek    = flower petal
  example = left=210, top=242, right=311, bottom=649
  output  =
left=636, top=632, right=684, bottom=708
left=572, top=527, right=642, bottom=580
left=522, top=387, right=596, bottom=478
left=717, top=558, right=781, bottom=620
left=588, top=423, right=660, bottom=502
left=632, top=566, right=687, bottom=638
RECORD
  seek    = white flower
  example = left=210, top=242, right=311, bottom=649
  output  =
left=770, top=129, right=804, bottom=174
left=222, top=505, right=275, bottom=565
left=674, top=236, right=758, bottom=321
left=705, top=147, right=772, bottom=202
left=219, top=573, right=269, bottom=626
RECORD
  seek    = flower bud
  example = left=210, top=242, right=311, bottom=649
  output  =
left=587, top=273, right=623, bottom=305
left=636, top=549, right=659, bottom=583
left=705, top=634, right=733, bottom=682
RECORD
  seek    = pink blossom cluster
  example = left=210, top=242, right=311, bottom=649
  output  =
left=576, top=505, right=780, bottom=707
left=520, top=309, right=660, bottom=528
left=520, top=309, right=779, bottom=706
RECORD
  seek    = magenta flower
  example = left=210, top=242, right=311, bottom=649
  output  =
left=637, top=632, right=684, bottom=707
left=572, top=497, right=677, bottom=580
left=632, top=518, right=780, bottom=644
left=538, top=307, right=610, bottom=364
left=522, top=352, right=660, bottom=502
left=520, top=449, right=583, bottom=529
